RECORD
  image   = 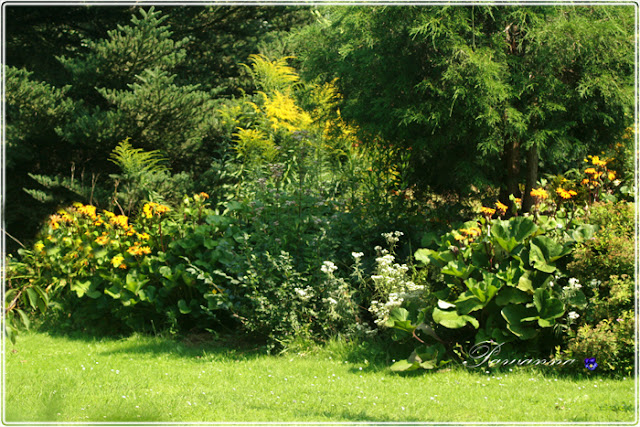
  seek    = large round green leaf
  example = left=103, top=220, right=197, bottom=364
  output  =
left=432, top=307, right=479, bottom=329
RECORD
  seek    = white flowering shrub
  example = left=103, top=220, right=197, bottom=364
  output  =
left=368, top=232, right=425, bottom=327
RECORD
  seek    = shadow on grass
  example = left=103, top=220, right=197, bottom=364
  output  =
left=35, top=324, right=268, bottom=361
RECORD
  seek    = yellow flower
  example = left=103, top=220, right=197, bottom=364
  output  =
left=95, top=235, right=110, bottom=245
left=59, top=211, right=74, bottom=223
left=608, top=171, right=616, bottom=181
left=142, top=202, right=171, bottom=218
left=34, top=242, right=45, bottom=252
left=590, top=155, right=608, bottom=167
left=584, top=168, right=597, bottom=175
left=103, top=210, right=115, bottom=219
left=110, top=215, right=129, bottom=229
left=49, top=214, right=61, bottom=230
left=126, top=227, right=137, bottom=236
left=77, top=204, right=97, bottom=219
left=460, top=227, right=481, bottom=237
left=137, top=232, right=150, bottom=241
left=581, top=178, right=590, bottom=185
left=111, top=254, right=125, bottom=268
left=93, top=219, right=104, bottom=227
left=556, top=188, right=577, bottom=200
left=495, top=201, right=508, bottom=215
left=197, top=192, right=210, bottom=200
left=481, top=207, right=496, bottom=217
left=530, top=188, right=548, bottom=200
left=127, top=245, right=151, bottom=256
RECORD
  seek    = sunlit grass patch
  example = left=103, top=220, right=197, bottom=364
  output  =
left=4, top=332, right=636, bottom=423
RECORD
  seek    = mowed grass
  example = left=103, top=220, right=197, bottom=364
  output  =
left=4, top=331, right=637, bottom=423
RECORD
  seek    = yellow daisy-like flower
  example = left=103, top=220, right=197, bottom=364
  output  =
left=481, top=207, right=496, bottom=217
left=77, top=204, right=97, bottom=219
left=142, top=202, right=171, bottom=218
left=460, top=227, right=481, bottom=237
left=530, top=188, right=548, bottom=200
left=103, top=210, right=115, bottom=219
left=556, top=188, right=578, bottom=200
left=495, top=201, right=508, bottom=216
left=110, top=215, right=129, bottom=229
left=95, top=235, right=110, bottom=245
left=93, top=219, right=104, bottom=227
left=111, top=254, right=125, bottom=268
left=49, top=214, right=61, bottom=230
left=137, top=232, right=150, bottom=241
left=34, top=242, right=45, bottom=252
left=127, top=245, right=152, bottom=256
left=125, top=227, right=137, bottom=237
left=589, top=155, right=608, bottom=167
left=581, top=178, right=590, bottom=185
left=608, top=171, right=616, bottom=181
left=197, top=192, right=210, bottom=200
left=584, top=168, right=597, bottom=175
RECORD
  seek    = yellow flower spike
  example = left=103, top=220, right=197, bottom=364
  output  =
left=530, top=188, right=548, bottom=200
left=495, top=201, right=508, bottom=216
left=481, top=207, right=496, bottom=217
left=556, top=188, right=577, bottom=200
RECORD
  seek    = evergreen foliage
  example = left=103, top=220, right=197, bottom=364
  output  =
left=295, top=6, right=634, bottom=204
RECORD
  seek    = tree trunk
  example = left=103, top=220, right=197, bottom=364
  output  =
left=522, top=142, right=539, bottom=212
left=500, top=138, right=521, bottom=203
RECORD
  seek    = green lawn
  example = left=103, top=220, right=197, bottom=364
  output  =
left=4, top=331, right=637, bottom=423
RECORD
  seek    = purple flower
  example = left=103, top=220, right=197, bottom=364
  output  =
left=584, top=358, right=598, bottom=371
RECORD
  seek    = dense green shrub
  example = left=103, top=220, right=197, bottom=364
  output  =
left=379, top=189, right=600, bottom=371
left=558, top=201, right=636, bottom=375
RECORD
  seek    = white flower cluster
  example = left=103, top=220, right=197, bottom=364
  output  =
left=568, top=311, right=580, bottom=320
left=321, top=260, right=338, bottom=275
left=381, top=231, right=404, bottom=246
left=368, top=245, right=424, bottom=327
left=294, top=286, right=314, bottom=302
left=562, top=277, right=582, bottom=296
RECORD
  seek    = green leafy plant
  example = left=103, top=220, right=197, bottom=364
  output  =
left=385, top=206, right=596, bottom=371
